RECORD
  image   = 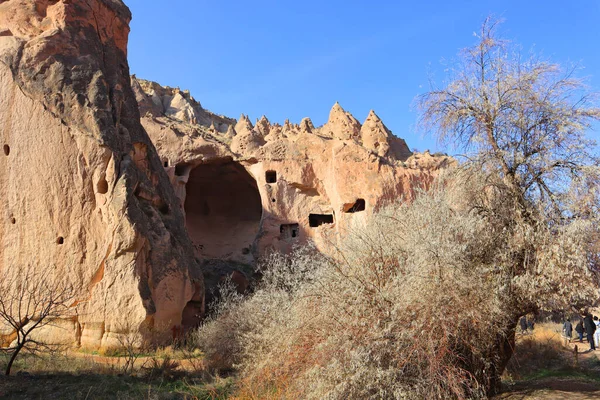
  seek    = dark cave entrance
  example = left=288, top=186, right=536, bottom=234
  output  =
left=343, top=198, right=366, bottom=213
left=280, top=223, right=300, bottom=239
left=309, top=214, right=334, bottom=227
left=265, top=170, right=277, bottom=183
left=184, top=161, right=263, bottom=260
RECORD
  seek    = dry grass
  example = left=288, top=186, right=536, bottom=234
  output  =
left=506, top=323, right=576, bottom=381
left=0, top=349, right=233, bottom=399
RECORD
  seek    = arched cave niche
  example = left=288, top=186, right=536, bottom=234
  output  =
left=184, top=160, right=262, bottom=261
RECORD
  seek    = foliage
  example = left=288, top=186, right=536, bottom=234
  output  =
left=415, top=16, right=600, bottom=393
left=417, top=17, right=600, bottom=222
left=141, top=355, right=181, bottom=380
left=196, top=22, right=600, bottom=393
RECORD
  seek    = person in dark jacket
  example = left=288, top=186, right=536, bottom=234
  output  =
left=563, top=318, right=573, bottom=343
left=583, top=313, right=596, bottom=350
left=519, top=316, right=528, bottom=334
left=576, top=320, right=584, bottom=342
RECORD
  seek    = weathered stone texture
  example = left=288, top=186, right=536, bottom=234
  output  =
left=0, top=0, right=202, bottom=347
left=133, top=78, right=452, bottom=296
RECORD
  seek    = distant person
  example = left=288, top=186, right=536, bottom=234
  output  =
left=594, top=316, right=600, bottom=348
left=527, top=318, right=535, bottom=331
left=563, top=318, right=573, bottom=343
left=576, top=320, right=584, bottom=342
left=519, top=316, right=528, bottom=334
left=583, top=313, right=596, bottom=350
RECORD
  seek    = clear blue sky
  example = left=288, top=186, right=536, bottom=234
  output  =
left=125, top=1, right=600, bottom=153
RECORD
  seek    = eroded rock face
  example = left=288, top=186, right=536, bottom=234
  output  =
left=133, top=78, right=453, bottom=295
left=0, top=0, right=202, bottom=347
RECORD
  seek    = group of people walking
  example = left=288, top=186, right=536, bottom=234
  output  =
left=563, top=312, right=600, bottom=351
left=519, top=316, right=535, bottom=334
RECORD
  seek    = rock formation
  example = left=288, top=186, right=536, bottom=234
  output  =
left=0, top=0, right=452, bottom=347
left=0, top=0, right=202, bottom=348
left=133, top=78, right=452, bottom=298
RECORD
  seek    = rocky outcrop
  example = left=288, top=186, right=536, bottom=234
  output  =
left=321, top=102, right=362, bottom=141
left=361, top=110, right=412, bottom=160
left=133, top=77, right=452, bottom=298
left=134, top=77, right=234, bottom=132
left=0, top=0, right=202, bottom=348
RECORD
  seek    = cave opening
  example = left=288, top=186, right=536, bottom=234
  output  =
left=265, top=170, right=277, bottom=183
left=97, top=177, right=109, bottom=194
left=184, top=161, right=262, bottom=260
left=343, top=198, right=366, bottom=213
left=309, top=214, right=334, bottom=227
left=175, top=163, right=189, bottom=177
left=280, top=223, right=299, bottom=239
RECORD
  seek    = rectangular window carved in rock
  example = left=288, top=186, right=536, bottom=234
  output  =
left=309, top=214, right=334, bottom=227
left=280, top=223, right=299, bottom=239
left=266, top=170, right=277, bottom=183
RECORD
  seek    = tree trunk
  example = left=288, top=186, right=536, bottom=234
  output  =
left=5, top=342, right=24, bottom=375
left=486, top=326, right=516, bottom=395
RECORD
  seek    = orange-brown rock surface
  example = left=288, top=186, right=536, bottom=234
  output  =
left=0, top=0, right=452, bottom=345
left=133, top=78, right=452, bottom=296
left=0, top=1, right=202, bottom=347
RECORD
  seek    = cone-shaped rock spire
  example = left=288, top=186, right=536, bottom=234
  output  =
left=361, top=110, right=411, bottom=160
left=255, top=115, right=271, bottom=136
left=322, top=102, right=361, bottom=141
left=299, top=117, right=314, bottom=134
left=235, top=114, right=254, bottom=134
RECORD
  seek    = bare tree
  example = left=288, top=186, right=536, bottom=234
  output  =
left=0, top=266, right=76, bottom=375
left=418, top=17, right=600, bottom=217
left=114, top=323, right=144, bottom=375
left=417, top=17, right=600, bottom=394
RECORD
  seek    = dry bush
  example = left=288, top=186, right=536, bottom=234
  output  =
left=141, top=355, right=181, bottom=380
left=114, top=324, right=144, bottom=375
left=196, top=167, right=598, bottom=399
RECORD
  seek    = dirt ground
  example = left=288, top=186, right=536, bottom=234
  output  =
left=497, top=329, right=600, bottom=399
left=499, top=379, right=600, bottom=399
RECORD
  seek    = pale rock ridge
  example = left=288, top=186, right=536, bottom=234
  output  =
left=134, top=76, right=412, bottom=162
left=136, top=82, right=451, bottom=299
left=281, top=119, right=295, bottom=137
left=225, top=124, right=236, bottom=139
left=231, top=115, right=265, bottom=155
left=0, top=0, right=202, bottom=347
left=235, top=114, right=254, bottom=134
left=133, top=77, right=234, bottom=133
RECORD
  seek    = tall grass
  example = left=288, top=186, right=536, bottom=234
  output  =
left=506, top=323, right=571, bottom=380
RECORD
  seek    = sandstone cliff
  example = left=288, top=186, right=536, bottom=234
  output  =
left=0, top=0, right=202, bottom=347
left=132, top=78, right=452, bottom=298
